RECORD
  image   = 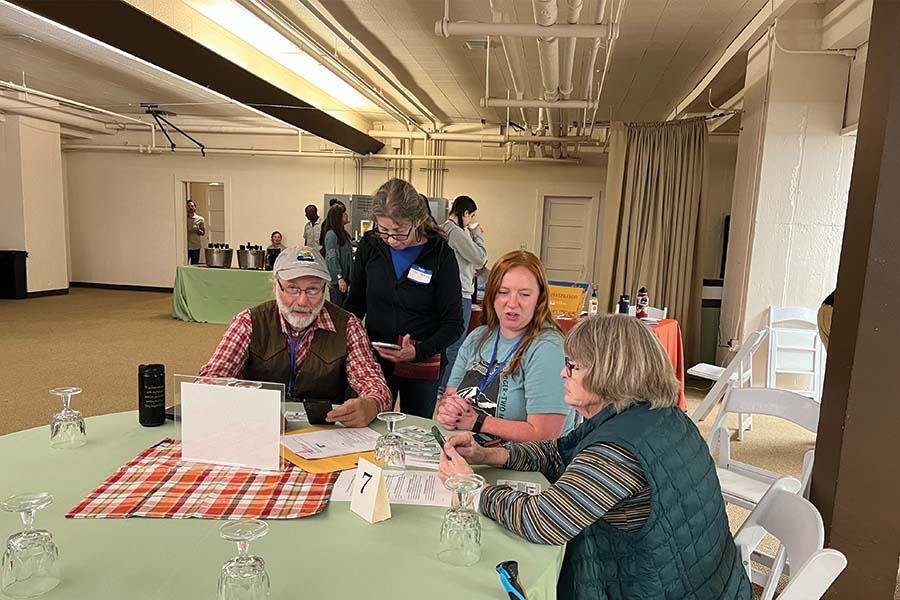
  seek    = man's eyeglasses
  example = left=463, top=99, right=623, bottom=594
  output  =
left=564, top=356, right=578, bottom=378
left=374, top=226, right=413, bottom=241
left=276, top=278, right=324, bottom=298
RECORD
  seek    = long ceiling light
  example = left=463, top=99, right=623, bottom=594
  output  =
left=188, top=0, right=376, bottom=110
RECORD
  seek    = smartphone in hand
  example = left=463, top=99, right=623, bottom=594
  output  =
left=431, top=425, right=447, bottom=452
left=372, top=341, right=402, bottom=350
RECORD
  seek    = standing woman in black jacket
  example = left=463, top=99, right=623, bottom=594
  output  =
left=346, top=179, right=464, bottom=418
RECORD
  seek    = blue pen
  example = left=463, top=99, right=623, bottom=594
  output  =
left=496, top=561, right=527, bottom=600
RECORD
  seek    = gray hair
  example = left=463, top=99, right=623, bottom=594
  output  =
left=371, top=178, right=444, bottom=239
left=564, top=314, right=680, bottom=413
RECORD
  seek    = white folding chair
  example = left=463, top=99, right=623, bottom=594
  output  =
left=767, top=306, right=827, bottom=402
left=690, top=329, right=769, bottom=440
left=734, top=478, right=847, bottom=600
left=708, top=387, right=819, bottom=510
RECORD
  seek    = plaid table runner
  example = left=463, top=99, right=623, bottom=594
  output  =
left=67, top=439, right=338, bottom=520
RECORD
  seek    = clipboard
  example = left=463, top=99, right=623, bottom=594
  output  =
left=281, top=426, right=376, bottom=473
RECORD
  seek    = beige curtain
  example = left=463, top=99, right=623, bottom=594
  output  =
left=608, top=118, right=708, bottom=362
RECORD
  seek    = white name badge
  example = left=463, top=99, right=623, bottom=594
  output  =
left=350, top=458, right=392, bottom=524
left=407, top=265, right=433, bottom=285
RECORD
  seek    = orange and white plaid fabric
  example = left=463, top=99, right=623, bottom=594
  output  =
left=67, top=439, right=338, bottom=520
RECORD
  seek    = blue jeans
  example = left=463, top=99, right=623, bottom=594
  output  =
left=385, top=372, right=440, bottom=419
left=439, top=297, right=472, bottom=393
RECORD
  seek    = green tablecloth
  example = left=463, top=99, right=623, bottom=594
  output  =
left=173, top=265, right=274, bottom=324
left=0, top=411, right=564, bottom=599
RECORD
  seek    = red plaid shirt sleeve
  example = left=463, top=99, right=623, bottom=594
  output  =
left=344, top=314, right=392, bottom=411
left=199, top=310, right=252, bottom=378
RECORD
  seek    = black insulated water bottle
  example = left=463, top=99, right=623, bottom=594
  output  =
left=138, top=364, right=166, bottom=427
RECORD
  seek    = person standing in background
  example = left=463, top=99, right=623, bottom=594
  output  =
left=438, top=195, right=487, bottom=393
left=346, top=179, right=463, bottom=419
left=321, top=204, right=353, bottom=307
left=303, top=204, right=322, bottom=250
left=186, top=200, right=206, bottom=265
left=267, top=231, right=284, bottom=251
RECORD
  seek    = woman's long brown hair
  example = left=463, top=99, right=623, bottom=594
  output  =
left=479, top=250, right=562, bottom=376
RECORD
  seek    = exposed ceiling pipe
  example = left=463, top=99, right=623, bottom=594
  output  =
left=0, top=94, right=115, bottom=134
left=489, top=0, right=529, bottom=127
left=533, top=0, right=564, bottom=158
left=238, top=0, right=424, bottom=133
left=587, top=0, right=625, bottom=137
left=559, top=0, right=584, bottom=100
left=579, top=0, right=608, bottom=135
left=294, top=0, right=439, bottom=131
left=435, top=20, right=606, bottom=39
left=367, top=130, right=601, bottom=144
left=115, top=123, right=297, bottom=136
left=482, top=97, right=596, bottom=109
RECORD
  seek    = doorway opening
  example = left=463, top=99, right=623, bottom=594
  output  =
left=183, top=181, right=226, bottom=264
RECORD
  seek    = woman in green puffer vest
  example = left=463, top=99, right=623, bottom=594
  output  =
left=440, top=314, right=751, bottom=600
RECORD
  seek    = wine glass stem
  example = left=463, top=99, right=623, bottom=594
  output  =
left=236, top=540, right=250, bottom=559
left=62, top=393, right=71, bottom=411
left=20, top=509, right=36, bottom=532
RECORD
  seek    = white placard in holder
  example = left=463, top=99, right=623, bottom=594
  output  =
left=177, top=375, right=284, bottom=472
left=350, top=458, right=391, bottom=524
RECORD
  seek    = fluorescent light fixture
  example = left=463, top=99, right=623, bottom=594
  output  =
left=188, top=0, right=375, bottom=110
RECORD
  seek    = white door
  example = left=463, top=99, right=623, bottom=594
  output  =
left=539, top=195, right=594, bottom=282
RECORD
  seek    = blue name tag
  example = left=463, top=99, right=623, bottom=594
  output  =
left=408, top=265, right=433, bottom=285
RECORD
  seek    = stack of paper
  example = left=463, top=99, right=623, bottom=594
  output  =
left=396, top=426, right=441, bottom=470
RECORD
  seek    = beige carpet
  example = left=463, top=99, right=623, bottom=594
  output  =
left=3, top=288, right=878, bottom=597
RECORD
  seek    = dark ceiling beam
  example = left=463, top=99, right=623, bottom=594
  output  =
left=10, top=0, right=384, bottom=155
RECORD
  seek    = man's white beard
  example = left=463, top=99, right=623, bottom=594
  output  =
left=276, top=295, right=323, bottom=331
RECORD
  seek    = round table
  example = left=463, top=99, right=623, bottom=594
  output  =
left=0, top=411, right=564, bottom=599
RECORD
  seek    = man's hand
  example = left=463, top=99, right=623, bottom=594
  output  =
left=338, top=278, right=348, bottom=293
left=325, top=397, right=378, bottom=428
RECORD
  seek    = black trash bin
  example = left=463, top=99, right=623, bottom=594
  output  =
left=0, top=250, right=28, bottom=299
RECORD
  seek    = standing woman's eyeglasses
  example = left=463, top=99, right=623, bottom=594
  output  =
left=374, top=226, right=413, bottom=241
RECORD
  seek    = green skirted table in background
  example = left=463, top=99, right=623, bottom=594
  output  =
left=173, top=265, right=274, bottom=324
left=0, top=411, right=565, bottom=599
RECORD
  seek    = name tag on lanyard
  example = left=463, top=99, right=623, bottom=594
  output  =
left=407, top=265, right=433, bottom=285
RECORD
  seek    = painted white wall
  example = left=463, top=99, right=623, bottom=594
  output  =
left=0, top=115, right=68, bottom=292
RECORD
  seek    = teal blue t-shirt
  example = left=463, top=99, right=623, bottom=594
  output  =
left=447, top=325, right=574, bottom=435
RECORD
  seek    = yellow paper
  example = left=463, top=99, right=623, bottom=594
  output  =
left=281, top=427, right=375, bottom=473
left=548, top=284, right=586, bottom=317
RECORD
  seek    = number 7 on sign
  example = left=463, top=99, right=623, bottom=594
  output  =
left=350, top=458, right=391, bottom=524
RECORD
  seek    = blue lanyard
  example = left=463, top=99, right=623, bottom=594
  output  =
left=287, top=330, right=306, bottom=395
left=480, top=332, right=523, bottom=393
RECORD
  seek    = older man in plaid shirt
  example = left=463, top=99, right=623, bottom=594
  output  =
left=200, top=246, right=391, bottom=427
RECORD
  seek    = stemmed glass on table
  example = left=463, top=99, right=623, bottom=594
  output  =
left=0, top=492, right=61, bottom=598
left=438, top=473, right=486, bottom=567
left=373, top=412, right=406, bottom=476
left=217, top=520, right=270, bottom=600
left=49, top=387, right=86, bottom=449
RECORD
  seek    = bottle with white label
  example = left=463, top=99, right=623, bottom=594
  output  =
left=589, top=286, right=599, bottom=315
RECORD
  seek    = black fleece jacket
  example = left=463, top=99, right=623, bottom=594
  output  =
left=345, top=232, right=464, bottom=368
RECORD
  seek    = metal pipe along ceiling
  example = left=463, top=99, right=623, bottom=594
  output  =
left=0, top=95, right=113, bottom=134
left=559, top=0, right=584, bottom=99
left=489, top=0, right=529, bottom=127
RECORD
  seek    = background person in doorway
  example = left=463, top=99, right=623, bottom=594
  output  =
left=186, top=200, right=206, bottom=265
left=303, top=204, right=322, bottom=251
left=438, top=195, right=487, bottom=394
left=437, top=250, right=573, bottom=442
left=321, top=204, right=353, bottom=307
left=345, top=179, right=464, bottom=419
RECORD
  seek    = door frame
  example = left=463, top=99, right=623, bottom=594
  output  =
left=173, top=173, right=231, bottom=266
left=533, top=186, right=602, bottom=284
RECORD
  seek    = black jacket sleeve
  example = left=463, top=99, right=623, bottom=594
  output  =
left=414, top=242, right=464, bottom=361
left=345, top=236, right=369, bottom=319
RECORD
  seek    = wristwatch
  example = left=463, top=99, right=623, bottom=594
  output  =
left=472, top=411, right=487, bottom=434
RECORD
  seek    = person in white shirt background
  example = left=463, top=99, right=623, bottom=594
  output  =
left=303, top=204, right=322, bottom=251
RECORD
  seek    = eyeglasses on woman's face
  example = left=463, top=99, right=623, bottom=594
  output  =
left=374, top=225, right=413, bottom=241
left=564, top=356, right=579, bottom=378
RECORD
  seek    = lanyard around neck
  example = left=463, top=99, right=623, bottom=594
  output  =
left=479, top=331, right=523, bottom=393
left=287, top=329, right=308, bottom=395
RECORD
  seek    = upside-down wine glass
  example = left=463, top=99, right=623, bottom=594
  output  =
left=438, top=473, right=486, bottom=567
left=217, top=519, right=270, bottom=600
left=373, top=412, right=406, bottom=477
left=49, top=387, right=86, bottom=449
left=0, top=492, right=61, bottom=598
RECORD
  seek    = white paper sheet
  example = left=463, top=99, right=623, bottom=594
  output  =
left=180, top=381, right=282, bottom=471
left=280, top=427, right=381, bottom=459
left=332, top=469, right=454, bottom=507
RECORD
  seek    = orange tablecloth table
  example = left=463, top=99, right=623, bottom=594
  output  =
left=557, top=317, right=686, bottom=411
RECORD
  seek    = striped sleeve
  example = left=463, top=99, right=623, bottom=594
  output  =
left=480, top=442, right=649, bottom=545
left=504, top=440, right=564, bottom=481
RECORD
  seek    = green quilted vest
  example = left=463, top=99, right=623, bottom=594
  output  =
left=244, top=300, right=352, bottom=403
left=555, top=403, right=751, bottom=600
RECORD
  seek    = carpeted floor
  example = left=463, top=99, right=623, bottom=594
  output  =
left=2, top=288, right=883, bottom=597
